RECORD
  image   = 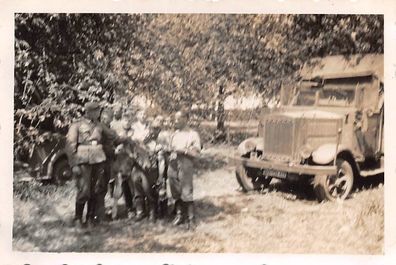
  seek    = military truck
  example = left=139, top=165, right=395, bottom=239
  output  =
left=230, top=54, right=384, bottom=201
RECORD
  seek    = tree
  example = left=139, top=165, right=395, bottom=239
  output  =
left=14, top=14, right=383, bottom=159
left=14, top=13, right=148, bottom=159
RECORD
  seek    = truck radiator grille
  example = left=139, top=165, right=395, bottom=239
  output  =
left=264, top=119, right=294, bottom=161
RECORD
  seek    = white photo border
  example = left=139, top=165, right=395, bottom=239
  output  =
left=1, top=0, right=395, bottom=264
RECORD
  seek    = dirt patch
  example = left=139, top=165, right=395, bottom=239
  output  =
left=13, top=145, right=383, bottom=253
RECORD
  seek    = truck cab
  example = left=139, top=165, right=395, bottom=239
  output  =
left=231, top=54, right=384, bottom=201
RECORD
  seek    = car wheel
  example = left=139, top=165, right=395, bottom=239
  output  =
left=313, top=158, right=354, bottom=202
left=52, top=158, right=72, bottom=185
left=236, top=164, right=272, bottom=192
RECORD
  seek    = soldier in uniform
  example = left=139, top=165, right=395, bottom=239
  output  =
left=114, top=110, right=135, bottom=139
left=167, top=110, right=201, bottom=229
left=110, top=109, right=135, bottom=217
left=65, top=102, right=106, bottom=228
left=131, top=110, right=150, bottom=143
left=149, top=116, right=173, bottom=218
left=96, top=107, right=117, bottom=222
left=131, top=115, right=167, bottom=222
left=147, top=116, right=170, bottom=191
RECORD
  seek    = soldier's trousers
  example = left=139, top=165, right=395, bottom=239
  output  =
left=122, top=179, right=134, bottom=211
left=167, top=155, right=194, bottom=202
left=132, top=166, right=157, bottom=209
left=75, top=162, right=105, bottom=220
left=95, top=160, right=112, bottom=220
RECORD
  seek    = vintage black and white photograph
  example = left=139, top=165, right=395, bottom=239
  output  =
left=12, top=13, right=384, bottom=254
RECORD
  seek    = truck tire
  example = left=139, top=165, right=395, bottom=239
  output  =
left=236, top=165, right=271, bottom=192
left=313, top=158, right=354, bottom=202
left=52, top=158, right=72, bottom=185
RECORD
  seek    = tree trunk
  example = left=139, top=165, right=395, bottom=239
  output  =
left=214, top=84, right=226, bottom=142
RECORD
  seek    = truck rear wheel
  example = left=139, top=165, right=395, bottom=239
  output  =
left=236, top=165, right=271, bottom=192
left=313, top=158, right=354, bottom=202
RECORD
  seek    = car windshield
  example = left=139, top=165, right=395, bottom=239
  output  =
left=291, top=87, right=355, bottom=107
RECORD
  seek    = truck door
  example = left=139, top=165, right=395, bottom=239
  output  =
left=358, top=82, right=383, bottom=158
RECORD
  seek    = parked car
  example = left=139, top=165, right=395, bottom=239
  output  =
left=15, top=132, right=72, bottom=184
left=230, top=54, right=384, bottom=201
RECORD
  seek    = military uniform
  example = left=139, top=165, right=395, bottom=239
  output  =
left=95, top=108, right=122, bottom=221
left=110, top=116, right=135, bottom=214
left=132, top=121, right=163, bottom=222
left=65, top=103, right=106, bottom=226
left=131, top=120, right=150, bottom=143
left=155, top=128, right=174, bottom=218
left=168, top=127, right=201, bottom=227
left=151, top=128, right=173, bottom=193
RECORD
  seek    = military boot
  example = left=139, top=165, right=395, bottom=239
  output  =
left=127, top=209, right=136, bottom=220
left=72, top=203, right=85, bottom=229
left=157, top=197, right=168, bottom=219
left=186, top=201, right=196, bottom=230
left=172, top=200, right=185, bottom=226
left=86, top=198, right=96, bottom=228
left=148, top=208, right=156, bottom=223
left=134, top=197, right=146, bottom=222
left=148, top=200, right=157, bottom=223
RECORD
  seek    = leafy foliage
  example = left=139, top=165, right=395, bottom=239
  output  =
left=14, top=13, right=146, bottom=159
left=14, top=14, right=383, bottom=159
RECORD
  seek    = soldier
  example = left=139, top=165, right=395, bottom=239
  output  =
left=131, top=110, right=150, bottom=143
left=147, top=116, right=171, bottom=191
left=155, top=116, right=174, bottom=219
left=167, top=110, right=201, bottom=229
left=65, top=102, right=106, bottom=228
left=113, top=110, right=135, bottom=139
left=110, top=109, right=135, bottom=217
left=96, top=107, right=117, bottom=222
left=131, top=115, right=167, bottom=223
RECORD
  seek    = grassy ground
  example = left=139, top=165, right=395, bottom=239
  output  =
left=13, top=145, right=383, bottom=253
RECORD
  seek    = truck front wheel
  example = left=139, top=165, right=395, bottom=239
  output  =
left=313, top=158, right=354, bottom=202
left=236, top=165, right=272, bottom=192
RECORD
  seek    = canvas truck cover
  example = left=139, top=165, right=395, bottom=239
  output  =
left=300, top=53, right=384, bottom=83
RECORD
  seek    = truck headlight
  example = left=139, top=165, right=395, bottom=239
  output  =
left=245, top=141, right=255, bottom=151
left=299, top=144, right=313, bottom=159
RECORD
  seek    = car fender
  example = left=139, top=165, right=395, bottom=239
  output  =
left=237, top=137, right=264, bottom=156
left=47, top=149, right=69, bottom=178
left=311, top=144, right=348, bottom=165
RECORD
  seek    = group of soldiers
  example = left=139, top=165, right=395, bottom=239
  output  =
left=65, top=101, right=201, bottom=230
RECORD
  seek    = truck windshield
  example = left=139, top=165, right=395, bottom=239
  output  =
left=291, top=87, right=355, bottom=107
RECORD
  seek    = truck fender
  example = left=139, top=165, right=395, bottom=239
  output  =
left=311, top=143, right=348, bottom=165
left=237, top=137, right=264, bottom=156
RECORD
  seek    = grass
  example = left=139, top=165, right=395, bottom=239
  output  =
left=13, top=145, right=383, bottom=253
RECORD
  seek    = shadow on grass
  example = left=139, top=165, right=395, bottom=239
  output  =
left=13, top=191, right=225, bottom=252
left=355, top=173, right=384, bottom=191
left=263, top=179, right=318, bottom=201
left=194, top=154, right=227, bottom=177
left=195, top=197, right=226, bottom=220
left=14, top=210, right=191, bottom=252
left=255, top=172, right=384, bottom=202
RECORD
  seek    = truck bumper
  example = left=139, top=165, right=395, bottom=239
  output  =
left=228, top=156, right=337, bottom=176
